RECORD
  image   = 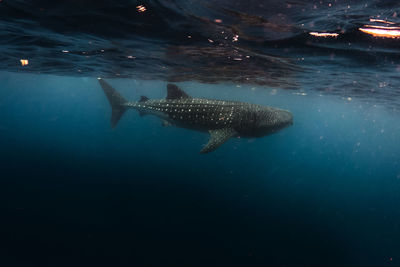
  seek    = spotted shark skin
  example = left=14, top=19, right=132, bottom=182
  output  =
left=98, top=78, right=293, bottom=153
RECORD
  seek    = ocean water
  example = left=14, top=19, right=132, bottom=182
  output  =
left=1, top=1, right=400, bottom=266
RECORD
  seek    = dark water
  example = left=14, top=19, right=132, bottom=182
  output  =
left=1, top=1, right=400, bottom=266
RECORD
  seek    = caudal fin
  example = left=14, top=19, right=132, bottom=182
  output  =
left=98, top=78, right=128, bottom=128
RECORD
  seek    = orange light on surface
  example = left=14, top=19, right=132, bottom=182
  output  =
left=214, top=19, right=222, bottom=23
left=363, top=25, right=400, bottom=30
left=136, top=5, right=146, bottom=12
left=359, top=27, right=400, bottom=38
left=20, top=59, right=28, bottom=66
left=369, top=18, right=396, bottom=24
left=309, top=32, right=339, bottom=37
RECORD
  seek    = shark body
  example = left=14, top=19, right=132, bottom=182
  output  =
left=99, top=78, right=293, bottom=153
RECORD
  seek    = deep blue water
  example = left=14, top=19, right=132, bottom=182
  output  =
left=1, top=1, right=400, bottom=266
left=1, top=73, right=400, bottom=266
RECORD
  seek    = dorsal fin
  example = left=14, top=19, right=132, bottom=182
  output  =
left=139, top=96, right=149, bottom=102
left=167, top=84, right=191, bottom=99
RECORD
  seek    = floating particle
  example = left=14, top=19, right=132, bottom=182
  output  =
left=20, top=59, right=28, bottom=66
left=214, top=19, right=222, bottom=23
left=379, top=82, right=388, bottom=88
left=293, top=92, right=307, bottom=96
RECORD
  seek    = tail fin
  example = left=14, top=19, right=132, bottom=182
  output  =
left=98, top=78, right=128, bottom=128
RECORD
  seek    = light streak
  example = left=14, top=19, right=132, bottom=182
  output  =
left=359, top=27, right=400, bottom=38
left=369, top=18, right=396, bottom=24
left=136, top=5, right=146, bottom=13
left=309, top=32, right=339, bottom=37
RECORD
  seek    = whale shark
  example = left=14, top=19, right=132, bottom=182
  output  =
left=98, top=78, right=293, bottom=153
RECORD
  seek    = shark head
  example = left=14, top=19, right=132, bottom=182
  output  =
left=255, top=107, right=293, bottom=136
left=237, top=106, right=293, bottom=137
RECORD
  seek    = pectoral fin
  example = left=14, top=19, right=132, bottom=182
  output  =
left=161, top=120, right=172, bottom=127
left=138, top=111, right=147, bottom=117
left=200, top=128, right=237, bottom=154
